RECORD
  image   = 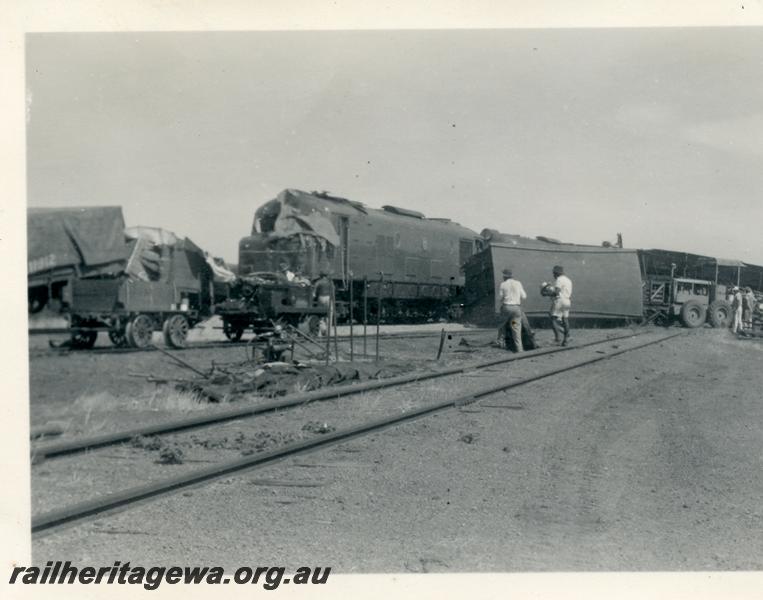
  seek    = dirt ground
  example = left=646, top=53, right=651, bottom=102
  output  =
left=28, top=324, right=763, bottom=571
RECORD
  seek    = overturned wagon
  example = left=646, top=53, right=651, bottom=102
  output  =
left=463, top=231, right=644, bottom=325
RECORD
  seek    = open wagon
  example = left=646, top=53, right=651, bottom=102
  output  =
left=214, top=273, right=329, bottom=341
left=62, top=227, right=227, bottom=349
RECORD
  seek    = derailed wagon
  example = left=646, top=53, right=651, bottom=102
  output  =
left=28, top=207, right=230, bottom=349
left=65, top=227, right=223, bottom=349
left=214, top=273, right=328, bottom=341
left=27, top=206, right=129, bottom=314
left=463, top=230, right=645, bottom=325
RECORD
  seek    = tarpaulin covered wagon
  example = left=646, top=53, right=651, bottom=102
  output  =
left=27, top=206, right=130, bottom=313
left=27, top=207, right=233, bottom=348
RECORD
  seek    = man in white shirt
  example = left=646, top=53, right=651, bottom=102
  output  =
left=731, top=286, right=743, bottom=335
left=497, top=268, right=528, bottom=352
left=549, top=265, right=573, bottom=346
left=279, top=262, right=296, bottom=282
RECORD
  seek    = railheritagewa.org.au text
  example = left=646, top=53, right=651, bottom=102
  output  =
left=9, top=561, right=331, bottom=590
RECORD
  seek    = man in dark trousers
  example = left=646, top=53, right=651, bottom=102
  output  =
left=497, top=268, right=537, bottom=352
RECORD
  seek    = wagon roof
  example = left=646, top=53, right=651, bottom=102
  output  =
left=27, top=206, right=129, bottom=275
left=482, top=229, right=636, bottom=253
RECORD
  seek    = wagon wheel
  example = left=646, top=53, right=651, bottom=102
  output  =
left=108, top=329, right=128, bottom=348
left=162, top=314, right=190, bottom=349
left=125, top=314, right=154, bottom=348
left=70, top=331, right=97, bottom=350
left=223, top=320, right=244, bottom=342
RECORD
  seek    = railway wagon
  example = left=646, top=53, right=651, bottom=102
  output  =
left=214, top=273, right=328, bottom=340
left=463, top=230, right=644, bottom=326
left=238, top=189, right=483, bottom=322
left=27, top=206, right=129, bottom=313
left=63, top=229, right=220, bottom=349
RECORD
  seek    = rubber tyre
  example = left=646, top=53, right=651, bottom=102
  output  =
left=707, top=299, right=732, bottom=328
left=70, top=331, right=97, bottom=350
left=125, top=314, right=154, bottom=348
left=680, top=300, right=706, bottom=328
left=162, top=314, right=190, bottom=348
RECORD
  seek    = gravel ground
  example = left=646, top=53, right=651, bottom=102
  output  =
left=29, top=328, right=644, bottom=515
left=30, top=325, right=763, bottom=571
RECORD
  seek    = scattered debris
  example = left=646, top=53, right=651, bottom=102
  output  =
left=158, top=359, right=416, bottom=402
left=130, top=435, right=163, bottom=451
left=156, top=444, right=185, bottom=465
left=130, top=434, right=186, bottom=464
left=302, top=421, right=336, bottom=435
left=237, top=431, right=301, bottom=454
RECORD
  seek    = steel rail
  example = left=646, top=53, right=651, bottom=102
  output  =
left=30, top=328, right=496, bottom=356
left=32, top=330, right=648, bottom=461
left=31, top=331, right=682, bottom=533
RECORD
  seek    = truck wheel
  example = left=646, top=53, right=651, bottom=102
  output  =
left=125, top=314, right=154, bottom=348
left=707, top=299, right=732, bottom=328
left=70, top=331, right=97, bottom=349
left=163, top=314, right=189, bottom=348
left=680, top=300, right=706, bottom=328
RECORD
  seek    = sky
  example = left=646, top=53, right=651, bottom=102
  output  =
left=25, top=28, right=763, bottom=264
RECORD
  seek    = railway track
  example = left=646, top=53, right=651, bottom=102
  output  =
left=32, top=329, right=648, bottom=460
left=29, top=327, right=496, bottom=357
left=31, top=330, right=682, bottom=533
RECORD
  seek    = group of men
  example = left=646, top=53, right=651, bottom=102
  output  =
left=730, top=285, right=758, bottom=336
left=497, top=265, right=572, bottom=352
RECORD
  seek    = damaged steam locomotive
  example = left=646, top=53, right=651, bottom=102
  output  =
left=219, top=189, right=483, bottom=338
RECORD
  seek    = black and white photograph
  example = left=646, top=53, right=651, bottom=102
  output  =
left=4, top=2, right=763, bottom=597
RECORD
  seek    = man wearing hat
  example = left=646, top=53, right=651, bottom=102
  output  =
left=279, top=261, right=295, bottom=282
left=730, top=286, right=744, bottom=335
left=548, top=265, right=573, bottom=346
left=497, top=268, right=528, bottom=352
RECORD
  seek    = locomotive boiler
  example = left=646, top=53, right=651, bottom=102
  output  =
left=238, top=189, right=483, bottom=322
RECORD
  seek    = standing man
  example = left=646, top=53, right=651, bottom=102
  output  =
left=497, top=268, right=528, bottom=352
left=313, top=271, right=333, bottom=336
left=742, top=287, right=755, bottom=335
left=731, top=286, right=743, bottom=335
left=548, top=265, right=573, bottom=346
